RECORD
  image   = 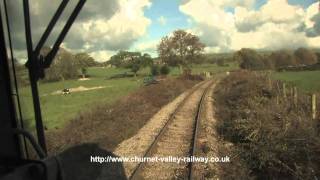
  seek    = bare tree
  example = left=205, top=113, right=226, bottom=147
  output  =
left=294, top=48, right=318, bottom=65
left=270, top=50, right=297, bottom=68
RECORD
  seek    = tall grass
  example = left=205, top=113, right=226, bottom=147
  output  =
left=215, top=71, right=320, bottom=179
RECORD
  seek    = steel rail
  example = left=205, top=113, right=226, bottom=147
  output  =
left=188, top=80, right=213, bottom=179
left=129, top=80, right=213, bottom=180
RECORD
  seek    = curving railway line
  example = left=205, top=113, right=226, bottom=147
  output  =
left=129, top=80, right=215, bottom=180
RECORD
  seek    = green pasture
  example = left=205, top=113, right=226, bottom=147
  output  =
left=271, top=70, right=320, bottom=93
left=19, top=67, right=141, bottom=130
left=169, top=62, right=239, bottom=76
left=18, top=63, right=238, bottom=131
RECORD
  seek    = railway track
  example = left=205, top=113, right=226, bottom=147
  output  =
left=129, top=80, right=214, bottom=180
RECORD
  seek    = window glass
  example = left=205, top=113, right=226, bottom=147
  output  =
left=1, top=0, right=37, bottom=158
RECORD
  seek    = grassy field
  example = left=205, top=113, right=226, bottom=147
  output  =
left=20, top=67, right=142, bottom=130
left=271, top=70, right=320, bottom=92
left=169, top=62, right=238, bottom=76
left=19, top=63, right=238, bottom=131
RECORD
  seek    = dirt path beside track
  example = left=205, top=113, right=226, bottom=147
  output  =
left=114, top=80, right=217, bottom=179
left=113, top=81, right=204, bottom=177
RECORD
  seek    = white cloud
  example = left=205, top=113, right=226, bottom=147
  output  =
left=234, top=0, right=304, bottom=32
left=260, top=0, right=304, bottom=23
left=179, top=0, right=236, bottom=52
left=8, top=0, right=152, bottom=61
left=157, top=16, right=167, bottom=25
left=89, top=50, right=116, bottom=62
left=219, top=0, right=255, bottom=9
left=181, top=0, right=255, bottom=9
left=179, top=0, right=320, bottom=53
left=305, top=2, right=319, bottom=28
left=64, top=0, right=152, bottom=61
left=231, top=23, right=308, bottom=50
left=132, top=40, right=159, bottom=57
left=180, top=0, right=235, bottom=30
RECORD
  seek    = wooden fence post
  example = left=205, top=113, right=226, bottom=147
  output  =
left=312, top=94, right=317, bottom=120
left=276, top=81, right=279, bottom=93
left=267, top=75, right=272, bottom=90
left=283, top=83, right=287, bottom=100
left=293, top=87, right=298, bottom=107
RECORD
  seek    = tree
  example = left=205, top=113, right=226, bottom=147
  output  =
left=270, top=50, right=297, bottom=68
left=42, top=47, right=78, bottom=82
left=108, top=51, right=153, bottom=77
left=126, top=55, right=143, bottom=77
left=150, top=65, right=160, bottom=76
left=75, top=53, right=97, bottom=68
left=130, top=63, right=140, bottom=77
left=157, top=30, right=205, bottom=72
left=108, top=51, right=125, bottom=68
left=262, top=56, right=275, bottom=69
left=294, top=48, right=317, bottom=65
left=81, top=67, right=87, bottom=78
left=237, top=48, right=266, bottom=70
left=158, top=36, right=178, bottom=66
left=108, top=50, right=136, bottom=68
left=316, top=52, right=320, bottom=63
left=140, top=53, right=153, bottom=67
left=160, top=65, right=170, bottom=75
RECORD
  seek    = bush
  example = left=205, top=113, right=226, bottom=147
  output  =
left=216, top=59, right=225, bottom=66
left=214, top=71, right=320, bottom=179
left=160, top=65, right=170, bottom=75
left=150, top=65, right=160, bottom=76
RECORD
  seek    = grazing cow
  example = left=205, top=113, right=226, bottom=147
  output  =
left=62, top=88, right=70, bottom=95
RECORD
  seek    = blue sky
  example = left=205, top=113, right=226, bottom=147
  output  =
left=132, top=0, right=193, bottom=55
left=128, top=0, right=320, bottom=57
left=255, top=0, right=317, bottom=8
left=10, top=0, right=320, bottom=61
left=288, top=0, right=318, bottom=8
left=144, top=0, right=192, bottom=39
left=143, top=0, right=318, bottom=41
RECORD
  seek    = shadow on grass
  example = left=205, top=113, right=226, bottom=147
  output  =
left=107, top=73, right=134, bottom=79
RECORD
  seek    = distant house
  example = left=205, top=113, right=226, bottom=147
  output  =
left=153, top=58, right=163, bottom=65
left=123, top=55, right=140, bottom=62
left=277, top=63, right=320, bottom=72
